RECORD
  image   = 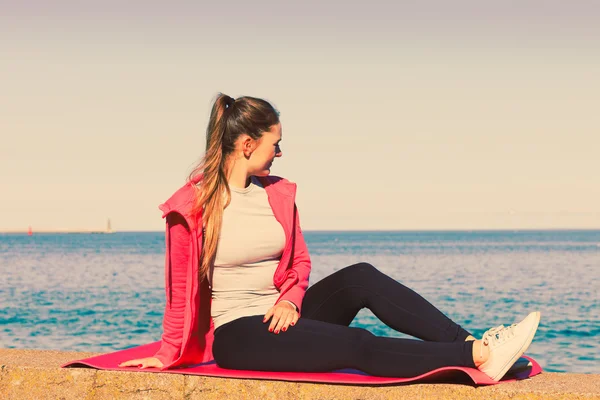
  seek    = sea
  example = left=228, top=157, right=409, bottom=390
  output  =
left=0, top=230, right=598, bottom=373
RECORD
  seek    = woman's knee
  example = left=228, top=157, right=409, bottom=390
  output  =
left=339, top=262, right=379, bottom=282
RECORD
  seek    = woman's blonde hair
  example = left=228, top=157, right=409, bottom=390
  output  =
left=188, top=93, right=280, bottom=282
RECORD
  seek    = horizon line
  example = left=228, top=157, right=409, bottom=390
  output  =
left=2, top=227, right=600, bottom=234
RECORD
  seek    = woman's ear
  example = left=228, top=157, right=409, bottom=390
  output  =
left=242, top=136, right=256, bottom=158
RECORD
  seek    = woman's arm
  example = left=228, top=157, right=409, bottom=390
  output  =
left=153, top=212, right=191, bottom=366
left=276, top=203, right=311, bottom=314
left=119, top=212, right=190, bottom=369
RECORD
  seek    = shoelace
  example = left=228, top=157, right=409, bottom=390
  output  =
left=480, top=324, right=517, bottom=358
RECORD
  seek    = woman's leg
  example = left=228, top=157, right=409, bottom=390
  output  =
left=301, top=262, right=472, bottom=342
left=213, top=315, right=476, bottom=377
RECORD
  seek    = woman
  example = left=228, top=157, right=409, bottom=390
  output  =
left=119, top=94, right=540, bottom=381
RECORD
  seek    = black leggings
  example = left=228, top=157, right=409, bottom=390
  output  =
left=212, top=262, right=476, bottom=377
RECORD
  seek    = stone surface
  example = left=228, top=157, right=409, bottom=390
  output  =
left=93, top=370, right=185, bottom=400
left=1, top=366, right=96, bottom=400
left=1, top=348, right=599, bottom=399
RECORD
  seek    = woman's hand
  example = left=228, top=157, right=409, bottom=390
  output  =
left=118, top=357, right=164, bottom=369
left=263, top=301, right=299, bottom=334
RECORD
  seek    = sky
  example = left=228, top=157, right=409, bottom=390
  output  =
left=1, top=0, right=599, bottom=231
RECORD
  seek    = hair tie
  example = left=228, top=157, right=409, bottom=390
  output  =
left=225, top=97, right=236, bottom=109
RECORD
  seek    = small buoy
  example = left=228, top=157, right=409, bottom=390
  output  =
left=28, top=226, right=33, bottom=236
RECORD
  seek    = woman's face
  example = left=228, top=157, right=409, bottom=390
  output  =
left=248, top=122, right=282, bottom=176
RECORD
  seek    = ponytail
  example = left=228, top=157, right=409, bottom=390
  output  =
left=188, top=93, right=279, bottom=282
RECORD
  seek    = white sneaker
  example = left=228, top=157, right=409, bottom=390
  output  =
left=478, top=311, right=541, bottom=381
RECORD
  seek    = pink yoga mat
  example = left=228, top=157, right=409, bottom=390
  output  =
left=61, top=341, right=542, bottom=386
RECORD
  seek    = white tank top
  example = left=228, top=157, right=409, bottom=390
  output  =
left=210, top=176, right=286, bottom=329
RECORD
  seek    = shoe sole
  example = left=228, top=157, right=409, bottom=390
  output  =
left=491, top=311, right=541, bottom=381
left=505, top=357, right=533, bottom=376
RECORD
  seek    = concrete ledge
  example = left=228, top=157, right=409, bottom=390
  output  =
left=1, top=348, right=598, bottom=399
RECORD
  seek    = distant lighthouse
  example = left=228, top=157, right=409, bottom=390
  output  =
left=106, top=218, right=114, bottom=234
left=28, top=226, right=33, bottom=236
